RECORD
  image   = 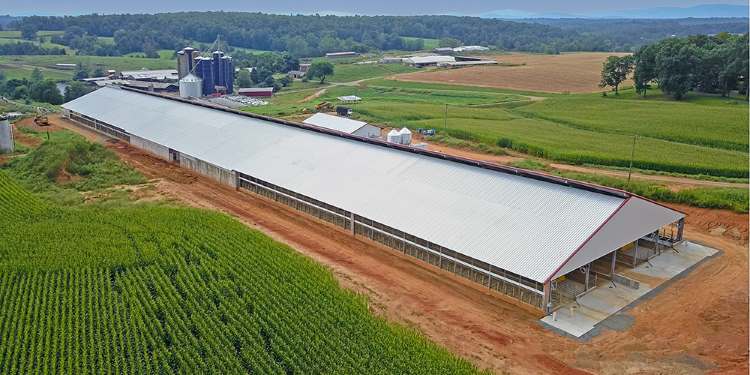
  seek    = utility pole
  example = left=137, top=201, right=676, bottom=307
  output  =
left=627, top=134, right=637, bottom=183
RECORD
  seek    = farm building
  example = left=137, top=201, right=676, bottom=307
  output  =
left=119, top=69, right=179, bottom=82
left=438, top=60, right=499, bottom=68
left=62, top=86, right=686, bottom=314
left=238, top=87, right=274, bottom=97
left=303, top=113, right=380, bottom=138
left=404, top=55, right=456, bottom=67
left=325, top=51, right=359, bottom=58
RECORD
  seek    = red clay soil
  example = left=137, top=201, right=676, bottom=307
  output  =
left=53, top=115, right=749, bottom=374
left=416, top=135, right=748, bottom=191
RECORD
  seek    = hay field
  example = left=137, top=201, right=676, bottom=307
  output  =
left=394, top=52, right=631, bottom=93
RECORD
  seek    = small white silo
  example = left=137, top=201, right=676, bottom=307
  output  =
left=386, top=129, right=401, bottom=144
left=0, top=115, right=14, bottom=154
left=398, top=127, right=412, bottom=145
left=179, top=73, right=203, bottom=98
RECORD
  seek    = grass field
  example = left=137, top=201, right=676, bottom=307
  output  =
left=401, top=36, right=439, bottom=50
left=245, top=79, right=748, bottom=178
left=0, top=132, right=481, bottom=374
left=327, top=63, right=419, bottom=83
left=0, top=54, right=176, bottom=80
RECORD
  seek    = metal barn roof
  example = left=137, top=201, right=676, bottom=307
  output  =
left=63, top=87, right=684, bottom=283
left=303, top=113, right=369, bottom=134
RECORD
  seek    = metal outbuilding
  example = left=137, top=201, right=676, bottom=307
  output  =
left=62, top=86, right=685, bottom=313
left=303, top=113, right=380, bottom=138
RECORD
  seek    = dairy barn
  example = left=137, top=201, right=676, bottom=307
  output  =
left=62, top=86, right=686, bottom=314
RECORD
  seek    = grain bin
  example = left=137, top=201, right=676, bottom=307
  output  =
left=398, top=127, right=412, bottom=145
left=179, top=73, right=203, bottom=98
left=0, top=115, right=14, bottom=154
left=387, top=129, right=401, bottom=143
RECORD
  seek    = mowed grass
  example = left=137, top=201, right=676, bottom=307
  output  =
left=0, top=54, right=176, bottom=80
left=0, top=133, right=482, bottom=374
left=245, top=78, right=748, bottom=177
left=401, top=36, right=439, bottom=50
left=516, top=90, right=749, bottom=151
left=327, top=63, right=419, bottom=83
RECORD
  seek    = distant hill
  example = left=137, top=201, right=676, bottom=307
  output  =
left=481, top=4, right=749, bottom=19
left=0, top=15, right=20, bottom=27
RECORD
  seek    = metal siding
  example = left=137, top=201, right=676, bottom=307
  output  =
left=61, top=87, right=681, bottom=283
left=550, top=197, right=685, bottom=280
left=130, top=135, right=170, bottom=160
left=352, top=125, right=381, bottom=138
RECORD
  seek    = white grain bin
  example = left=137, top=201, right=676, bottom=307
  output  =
left=398, top=127, right=412, bottom=145
left=179, top=73, right=202, bottom=98
left=386, top=129, right=401, bottom=144
left=0, top=115, right=14, bottom=154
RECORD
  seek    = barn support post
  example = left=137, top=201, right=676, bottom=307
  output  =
left=676, top=218, right=685, bottom=242
left=542, top=281, right=551, bottom=314
left=633, top=240, right=639, bottom=268
left=610, top=250, right=617, bottom=278
left=349, top=212, right=355, bottom=235
left=584, top=264, right=591, bottom=291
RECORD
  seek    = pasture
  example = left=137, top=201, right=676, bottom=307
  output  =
left=0, top=54, right=176, bottom=80
left=245, top=80, right=748, bottom=178
left=0, top=133, right=481, bottom=374
left=393, top=52, right=631, bottom=93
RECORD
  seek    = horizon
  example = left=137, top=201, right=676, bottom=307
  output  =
left=3, top=1, right=748, bottom=18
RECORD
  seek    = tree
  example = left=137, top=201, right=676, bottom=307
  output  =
left=29, top=80, right=63, bottom=104
left=20, top=24, right=38, bottom=40
left=30, top=68, right=43, bottom=83
left=633, top=44, right=658, bottom=96
left=307, top=61, right=334, bottom=84
left=12, top=86, right=28, bottom=100
left=92, top=66, right=106, bottom=78
left=656, top=39, right=700, bottom=100
left=143, top=41, right=159, bottom=58
left=438, top=37, right=461, bottom=48
left=599, top=55, right=634, bottom=94
left=236, top=69, right=252, bottom=88
left=64, top=81, right=93, bottom=102
left=74, top=63, right=89, bottom=80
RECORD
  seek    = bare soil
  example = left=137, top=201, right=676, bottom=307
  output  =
left=53, top=115, right=749, bottom=374
left=393, top=52, right=632, bottom=93
left=415, top=134, right=748, bottom=191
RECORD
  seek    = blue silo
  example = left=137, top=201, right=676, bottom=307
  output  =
left=195, top=57, right=214, bottom=96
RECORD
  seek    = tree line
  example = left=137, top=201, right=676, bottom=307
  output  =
left=0, top=41, right=65, bottom=55
left=13, top=12, right=746, bottom=57
left=599, top=33, right=748, bottom=99
left=0, top=68, right=92, bottom=105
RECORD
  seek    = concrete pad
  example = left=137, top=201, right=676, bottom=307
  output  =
left=541, top=241, right=717, bottom=338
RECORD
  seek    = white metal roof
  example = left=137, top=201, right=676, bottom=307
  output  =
left=120, top=69, right=178, bottom=81
left=63, top=87, right=684, bottom=283
left=303, top=113, right=368, bottom=134
left=406, top=56, right=456, bottom=65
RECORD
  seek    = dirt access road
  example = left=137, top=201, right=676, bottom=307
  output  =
left=53, top=116, right=749, bottom=374
left=394, top=52, right=631, bottom=94
left=414, top=135, right=748, bottom=191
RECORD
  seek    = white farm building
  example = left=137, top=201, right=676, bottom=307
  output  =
left=303, top=113, right=380, bottom=138
left=62, top=86, right=686, bottom=314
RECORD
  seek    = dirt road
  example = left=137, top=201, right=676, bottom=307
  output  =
left=417, top=136, right=748, bottom=191
left=51, top=116, right=750, bottom=374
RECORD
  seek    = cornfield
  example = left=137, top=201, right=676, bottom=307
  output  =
left=0, top=171, right=481, bottom=374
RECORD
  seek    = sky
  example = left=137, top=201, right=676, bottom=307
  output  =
left=4, top=0, right=748, bottom=16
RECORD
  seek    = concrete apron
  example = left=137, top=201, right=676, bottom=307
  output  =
left=540, top=241, right=718, bottom=338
